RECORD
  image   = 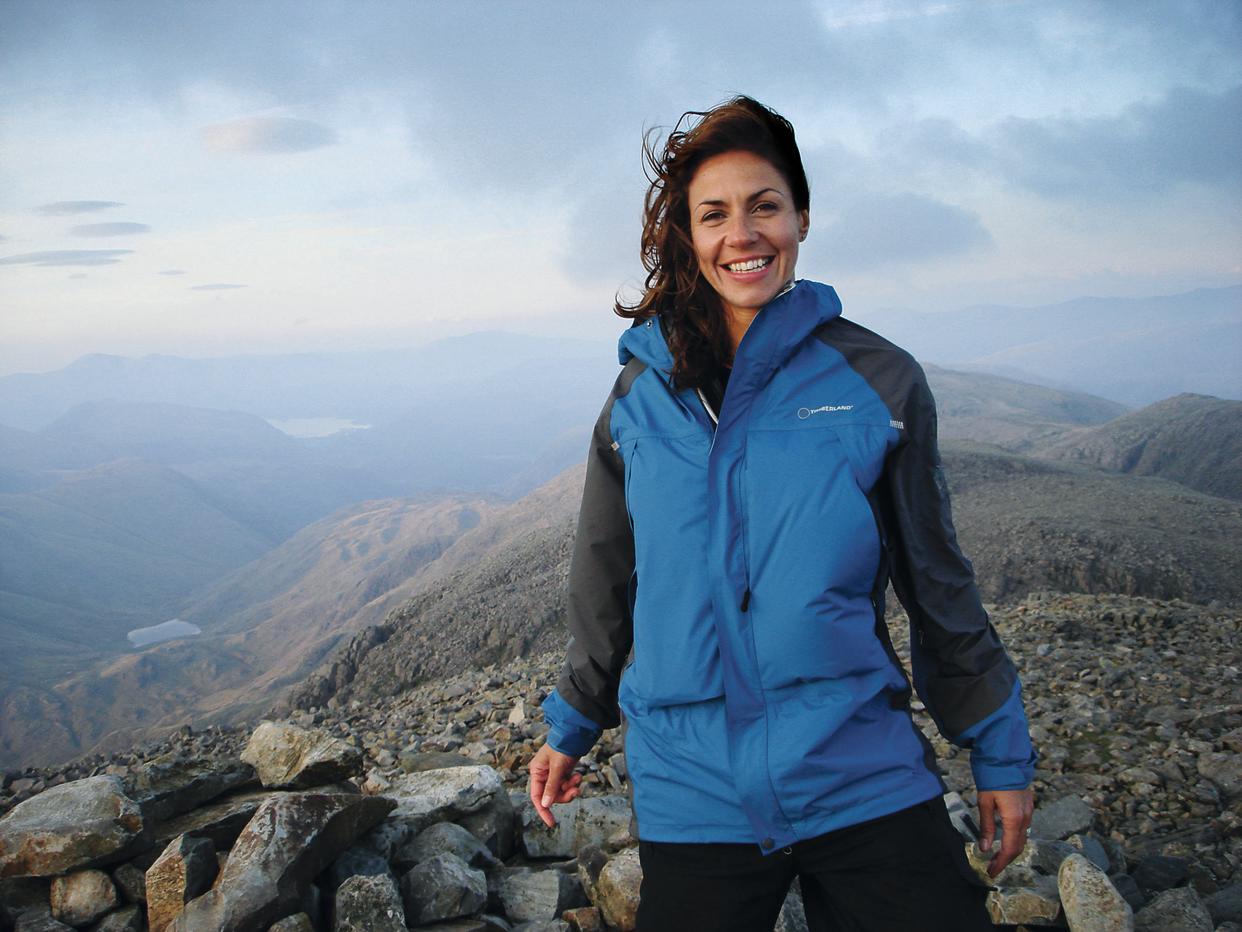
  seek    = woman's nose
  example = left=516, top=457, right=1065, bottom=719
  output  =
left=724, top=214, right=758, bottom=246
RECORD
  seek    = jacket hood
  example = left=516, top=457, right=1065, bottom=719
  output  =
left=617, top=280, right=843, bottom=373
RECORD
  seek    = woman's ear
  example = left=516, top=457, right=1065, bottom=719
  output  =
left=798, top=209, right=810, bottom=242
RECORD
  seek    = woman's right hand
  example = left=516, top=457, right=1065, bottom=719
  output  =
left=528, top=742, right=583, bottom=828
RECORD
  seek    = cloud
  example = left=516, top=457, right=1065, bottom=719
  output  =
left=159, top=269, right=187, bottom=276
left=190, top=283, right=246, bottom=290
left=808, top=192, right=992, bottom=271
left=68, top=273, right=87, bottom=279
left=0, top=249, right=133, bottom=267
left=201, top=117, right=336, bottom=154
left=36, top=200, right=124, bottom=215
left=70, top=222, right=151, bottom=237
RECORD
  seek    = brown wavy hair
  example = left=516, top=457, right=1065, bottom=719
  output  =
left=616, top=96, right=810, bottom=388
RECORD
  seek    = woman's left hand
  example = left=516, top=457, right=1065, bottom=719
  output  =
left=977, top=787, right=1035, bottom=877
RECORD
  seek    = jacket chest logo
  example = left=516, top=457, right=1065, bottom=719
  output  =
left=796, top=404, right=854, bottom=420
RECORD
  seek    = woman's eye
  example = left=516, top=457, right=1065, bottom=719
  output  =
left=754, top=202, right=777, bottom=213
left=700, top=211, right=725, bottom=223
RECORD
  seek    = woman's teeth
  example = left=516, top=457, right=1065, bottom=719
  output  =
left=725, top=257, right=772, bottom=272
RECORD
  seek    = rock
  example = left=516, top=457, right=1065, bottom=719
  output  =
left=89, top=903, right=143, bottom=931
left=1112, top=874, right=1146, bottom=913
left=170, top=792, right=395, bottom=932
left=266, top=915, right=314, bottom=932
left=386, top=766, right=505, bottom=835
left=458, top=790, right=517, bottom=860
left=562, top=905, right=604, bottom=932
left=145, top=834, right=218, bottom=932
left=1133, top=854, right=1190, bottom=894
left=493, top=866, right=586, bottom=922
left=48, top=870, right=118, bottom=928
left=332, top=872, right=406, bottom=931
left=515, top=797, right=579, bottom=859
left=575, top=846, right=608, bottom=907
left=399, top=752, right=478, bottom=773
left=148, top=790, right=268, bottom=852
left=1069, top=834, right=1112, bottom=873
left=110, top=864, right=146, bottom=905
left=126, top=759, right=255, bottom=822
left=1197, top=753, right=1242, bottom=801
left=510, top=922, right=569, bottom=932
left=1205, top=884, right=1242, bottom=924
left=398, top=852, right=487, bottom=925
left=1134, top=887, right=1213, bottom=931
left=13, top=912, right=75, bottom=931
left=986, top=877, right=1063, bottom=926
left=594, top=847, right=641, bottom=932
left=240, top=722, right=363, bottom=789
left=942, top=792, right=978, bottom=840
left=0, top=777, right=146, bottom=878
left=572, top=797, right=630, bottom=854
left=1031, top=796, right=1095, bottom=841
left=319, top=844, right=391, bottom=895
left=776, top=878, right=809, bottom=932
left=400, top=820, right=500, bottom=872
left=1058, top=853, right=1134, bottom=931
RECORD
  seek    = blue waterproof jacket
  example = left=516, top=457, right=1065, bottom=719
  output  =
left=543, top=281, right=1036, bottom=852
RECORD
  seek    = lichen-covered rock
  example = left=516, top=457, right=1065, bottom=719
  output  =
left=776, top=878, right=809, bottom=932
left=145, top=834, right=217, bottom=932
left=515, top=796, right=578, bottom=859
left=240, top=722, right=363, bottom=789
left=399, top=821, right=500, bottom=872
left=0, top=777, right=146, bottom=879
left=267, top=913, right=315, bottom=931
left=1031, top=796, right=1095, bottom=841
left=986, top=877, right=1063, bottom=926
left=572, top=797, right=630, bottom=855
left=148, top=790, right=268, bottom=852
left=48, top=869, right=118, bottom=927
left=91, top=904, right=144, bottom=931
left=332, top=872, right=406, bottom=931
left=1133, top=887, right=1213, bottom=932
left=398, top=852, right=486, bottom=925
left=1058, top=853, right=1134, bottom=931
left=493, top=866, right=585, bottom=922
left=170, top=793, right=395, bottom=932
left=126, top=759, right=255, bottom=822
left=110, top=863, right=146, bottom=905
left=562, top=905, right=604, bottom=932
left=386, top=766, right=505, bottom=835
left=594, top=847, right=641, bottom=932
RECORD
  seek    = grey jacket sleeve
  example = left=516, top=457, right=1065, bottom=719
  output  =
left=548, top=371, right=637, bottom=741
left=877, top=363, right=1019, bottom=739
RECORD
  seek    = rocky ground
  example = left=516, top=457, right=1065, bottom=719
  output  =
left=2, top=590, right=1240, bottom=930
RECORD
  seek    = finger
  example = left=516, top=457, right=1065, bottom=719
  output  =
left=541, top=757, right=572, bottom=809
left=990, top=824, right=1026, bottom=878
left=978, top=794, right=997, bottom=853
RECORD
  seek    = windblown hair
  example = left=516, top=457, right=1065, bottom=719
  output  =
left=616, top=96, right=810, bottom=388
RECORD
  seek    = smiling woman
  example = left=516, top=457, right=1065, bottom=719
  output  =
left=530, top=96, right=1037, bottom=932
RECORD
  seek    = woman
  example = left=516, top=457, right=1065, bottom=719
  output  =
left=529, top=96, right=1036, bottom=931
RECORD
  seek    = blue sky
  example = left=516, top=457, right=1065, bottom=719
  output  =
left=1, top=0, right=1239, bottom=374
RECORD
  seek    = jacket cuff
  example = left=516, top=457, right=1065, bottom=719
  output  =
left=954, top=680, right=1038, bottom=791
left=541, top=689, right=604, bottom=758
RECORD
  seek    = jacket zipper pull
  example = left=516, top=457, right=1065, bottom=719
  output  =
left=740, top=588, right=751, bottom=612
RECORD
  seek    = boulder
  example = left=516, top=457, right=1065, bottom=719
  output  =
left=170, top=793, right=395, bottom=932
left=90, top=904, right=144, bottom=931
left=1134, top=887, right=1213, bottom=931
left=266, top=915, right=315, bottom=932
left=1068, top=833, right=1112, bottom=873
left=572, top=797, right=630, bottom=854
left=515, top=797, right=579, bottom=859
left=399, top=821, right=500, bottom=872
left=13, top=912, right=75, bottom=931
left=332, top=872, right=406, bottom=931
left=1197, top=752, right=1242, bottom=801
left=1058, top=853, right=1134, bottom=931
left=1031, top=796, right=1095, bottom=841
left=458, top=790, right=517, bottom=860
left=146, top=834, right=218, bottom=932
left=594, top=847, right=641, bottom=932
left=126, top=759, right=255, bottom=822
left=986, top=877, right=1063, bottom=926
left=109, top=864, right=146, bottom=905
left=493, top=866, right=586, bottom=922
left=398, top=852, right=487, bottom=925
left=149, top=790, right=269, bottom=852
left=386, top=766, right=505, bottom=835
left=240, top=723, right=363, bottom=789
left=49, top=870, right=118, bottom=928
left=562, top=906, right=604, bottom=932
left=1133, top=854, right=1190, bottom=895
left=319, top=844, right=391, bottom=895
left=0, top=777, right=146, bottom=879
left=1205, top=884, right=1242, bottom=924
left=510, top=922, right=569, bottom=932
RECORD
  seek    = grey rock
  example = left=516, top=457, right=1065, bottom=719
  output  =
left=594, top=847, right=641, bottom=932
left=575, top=846, right=608, bottom=907
left=458, top=790, right=517, bottom=860
left=126, top=758, right=255, bottom=822
left=1031, top=796, right=1095, bottom=841
left=0, top=777, right=146, bottom=879
left=1197, top=752, right=1242, bottom=801
left=387, top=766, right=505, bottom=835
left=399, top=752, right=477, bottom=773
left=400, top=821, right=500, bottom=871
left=942, top=792, right=978, bottom=841
left=1112, top=874, right=1146, bottom=913
left=267, top=915, right=315, bottom=932
left=510, top=922, right=570, bottom=932
left=1134, top=887, right=1213, bottom=931
left=1134, top=854, right=1190, bottom=894
left=241, top=722, right=363, bottom=789
left=319, top=844, right=391, bottom=895
left=109, top=864, right=145, bottom=905
left=572, top=797, right=630, bottom=854
left=89, top=903, right=143, bottom=931
left=776, top=877, right=809, bottom=932
left=148, top=790, right=268, bottom=852
left=48, top=869, right=119, bottom=928
left=170, top=792, right=395, bottom=932
left=146, top=834, right=217, bottom=932
left=1058, top=853, right=1134, bottom=931
left=515, top=797, right=579, bottom=859
left=1069, top=833, right=1112, bottom=873
left=1205, top=884, right=1242, bottom=924
left=13, top=912, right=75, bottom=931
left=332, top=872, right=406, bottom=932
left=986, top=876, right=1063, bottom=926
left=493, top=866, right=586, bottom=922
left=398, top=852, right=487, bottom=925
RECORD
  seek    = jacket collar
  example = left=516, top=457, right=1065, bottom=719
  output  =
left=617, top=280, right=843, bottom=376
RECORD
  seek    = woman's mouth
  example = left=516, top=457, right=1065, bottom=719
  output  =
left=723, top=256, right=773, bottom=274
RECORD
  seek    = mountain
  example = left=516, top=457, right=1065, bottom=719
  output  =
left=859, top=285, right=1241, bottom=406
left=1032, top=393, right=1242, bottom=500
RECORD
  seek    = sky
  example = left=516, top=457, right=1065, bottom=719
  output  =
left=1, top=0, right=1239, bottom=375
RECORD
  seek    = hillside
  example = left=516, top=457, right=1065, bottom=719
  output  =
left=1032, top=393, right=1242, bottom=500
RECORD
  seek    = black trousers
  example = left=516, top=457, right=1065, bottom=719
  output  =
left=635, top=797, right=993, bottom=932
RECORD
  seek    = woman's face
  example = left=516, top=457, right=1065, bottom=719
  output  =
left=686, top=149, right=809, bottom=322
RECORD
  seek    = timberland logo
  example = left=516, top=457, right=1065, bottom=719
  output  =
left=797, top=404, right=854, bottom=419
